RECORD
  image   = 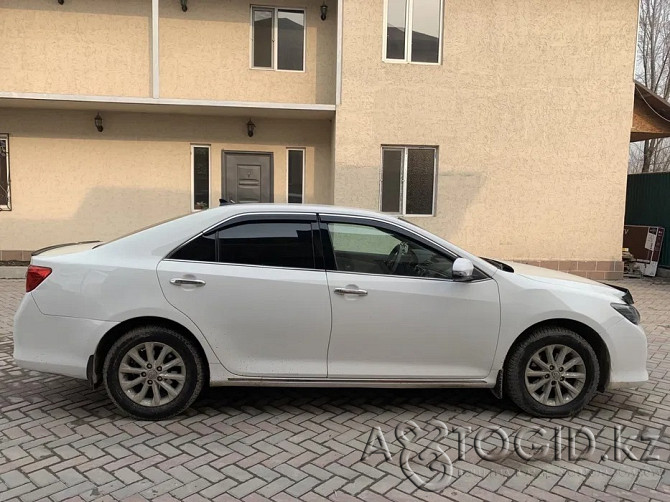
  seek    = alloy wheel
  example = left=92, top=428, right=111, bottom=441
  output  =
left=118, top=342, right=186, bottom=407
left=524, top=344, right=586, bottom=406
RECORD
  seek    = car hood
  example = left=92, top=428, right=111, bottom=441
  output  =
left=499, top=261, right=627, bottom=299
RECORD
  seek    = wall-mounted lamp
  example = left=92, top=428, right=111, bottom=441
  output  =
left=58, top=0, right=64, bottom=4
left=247, top=120, right=256, bottom=138
left=180, top=0, right=188, bottom=12
left=94, top=113, right=104, bottom=133
left=320, top=1, right=328, bottom=20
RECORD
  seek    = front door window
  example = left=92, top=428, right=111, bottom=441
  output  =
left=327, top=222, right=454, bottom=279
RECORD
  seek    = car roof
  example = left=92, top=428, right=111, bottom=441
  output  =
left=210, top=203, right=398, bottom=220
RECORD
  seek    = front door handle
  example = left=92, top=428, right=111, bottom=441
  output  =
left=170, top=278, right=206, bottom=287
left=334, top=287, right=368, bottom=296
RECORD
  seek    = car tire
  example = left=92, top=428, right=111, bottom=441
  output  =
left=103, top=325, right=205, bottom=420
left=504, top=327, right=599, bottom=418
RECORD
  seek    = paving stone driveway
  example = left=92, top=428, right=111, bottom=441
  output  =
left=0, top=278, right=669, bottom=502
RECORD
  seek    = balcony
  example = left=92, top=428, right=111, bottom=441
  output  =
left=0, top=0, right=338, bottom=116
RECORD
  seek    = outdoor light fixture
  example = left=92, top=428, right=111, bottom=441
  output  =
left=247, top=120, right=256, bottom=137
left=58, top=0, right=64, bottom=4
left=94, top=113, right=104, bottom=133
left=180, top=0, right=188, bottom=12
left=320, top=1, right=328, bottom=20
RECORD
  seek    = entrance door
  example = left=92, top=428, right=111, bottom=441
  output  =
left=222, top=152, right=273, bottom=203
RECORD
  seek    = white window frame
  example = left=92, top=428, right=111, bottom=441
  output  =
left=286, top=147, right=306, bottom=203
left=0, top=134, right=10, bottom=211
left=190, top=144, right=211, bottom=212
left=250, top=6, right=306, bottom=73
left=382, top=0, right=444, bottom=65
left=379, top=146, right=437, bottom=217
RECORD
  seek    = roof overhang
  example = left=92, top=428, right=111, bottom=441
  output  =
left=0, top=92, right=336, bottom=120
left=632, top=82, right=670, bottom=142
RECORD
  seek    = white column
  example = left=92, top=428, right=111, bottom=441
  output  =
left=336, top=0, right=343, bottom=106
left=151, top=0, right=160, bottom=98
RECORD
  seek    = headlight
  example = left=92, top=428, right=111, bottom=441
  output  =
left=611, top=303, right=641, bottom=325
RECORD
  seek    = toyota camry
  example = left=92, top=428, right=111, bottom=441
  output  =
left=13, top=204, right=647, bottom=420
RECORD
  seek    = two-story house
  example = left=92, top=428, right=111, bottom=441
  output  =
left=0, top=0, right=639, bottom=279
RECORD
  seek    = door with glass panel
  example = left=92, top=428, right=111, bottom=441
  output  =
left=322, top=216, right=500, bottom=379
left=158, top=214, right=332, bottom=377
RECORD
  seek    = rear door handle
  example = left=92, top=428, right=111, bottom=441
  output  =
left=334, top=287, right=368, bottom=296
left=170, top=278, right=206, bottom=287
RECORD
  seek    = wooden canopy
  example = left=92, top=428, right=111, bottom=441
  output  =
left=632, top=81, right=670, bottom=142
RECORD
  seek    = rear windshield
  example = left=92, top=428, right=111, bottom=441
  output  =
left=94, top=214, right=188, bottom=248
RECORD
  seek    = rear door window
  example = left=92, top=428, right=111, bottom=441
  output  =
left=217, top=221, right=315, bottom=269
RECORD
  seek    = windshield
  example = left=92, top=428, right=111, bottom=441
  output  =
left=400, top=217, right=514, bottom=273
left=482, top=257, right=514, bottom=272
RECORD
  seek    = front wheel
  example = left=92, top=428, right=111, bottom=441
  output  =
left=504, top=327, right=599, bottom=417
left=103, top=326, right=205, bottom=420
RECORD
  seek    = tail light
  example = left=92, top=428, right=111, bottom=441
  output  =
left=26, top=265, right=52, bottom=292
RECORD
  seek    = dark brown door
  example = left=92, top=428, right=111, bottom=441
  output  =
left=222, top=152, right=273, bottom=203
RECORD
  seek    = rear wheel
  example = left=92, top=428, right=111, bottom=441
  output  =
left=504, top=327, right=599, bottom=417
left=103, top=326, right=205, bottom=420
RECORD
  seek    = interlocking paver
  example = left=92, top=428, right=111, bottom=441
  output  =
left=0, top=278, right=670, bottom=500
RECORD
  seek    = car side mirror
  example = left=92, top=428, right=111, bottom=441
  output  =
left=452, top=258, right=474, bottom=282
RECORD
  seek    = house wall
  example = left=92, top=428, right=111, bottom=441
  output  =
left=0, top=108, right=333, bottom=254
left=0, top=0, right=152, bottom=97
left=159, top=0, right=337, bottom=104
left=334, top=0, right=639, bottom=273
left=0, top=0, right=337, bottom=104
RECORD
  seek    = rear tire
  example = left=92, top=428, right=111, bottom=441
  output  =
left=103, top=325, right=205, bottom=420
left=504, top=327, right=599, bottom=417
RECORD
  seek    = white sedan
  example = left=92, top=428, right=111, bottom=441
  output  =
left=13, top=204, right=647, bottom=420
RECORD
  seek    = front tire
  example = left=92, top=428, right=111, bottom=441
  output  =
left=103, top=326, right=205, bottom=420
left=504, top=327, right=599, bottom=417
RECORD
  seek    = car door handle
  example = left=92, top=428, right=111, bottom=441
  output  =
left=334, top=287, right=368, bottom=296
left=170, top=278, right=206, bottom=287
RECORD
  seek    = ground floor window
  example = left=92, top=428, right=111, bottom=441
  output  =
left=191, top=145, right=210, bottom=211
left=0, top=134, right=9, bottom=210
left=287, top=148, right=305, bottom=203
left=380, top=146, right=436, bottom=216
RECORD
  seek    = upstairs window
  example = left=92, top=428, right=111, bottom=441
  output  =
left=0, top=134, right=9, bottom=210
left=380, top=146, right=437, bottom=216
left=384, top=0, right=443, bottom=64
left=252, top=7, right=305, bottom=71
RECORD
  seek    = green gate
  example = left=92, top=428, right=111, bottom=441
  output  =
left=625, top=172, right=670, bottom=268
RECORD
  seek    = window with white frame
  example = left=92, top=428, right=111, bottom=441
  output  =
left=380, top=146, right=437, bottom=216
left=287, top=148, right=305, bottom=203
left=191, top=145, right=210, bottom=211
left=384, top=0, right=443, bottom=64
left=252, top=7, right=305, bottom=71
left=0, top=134, right=9, bottom=210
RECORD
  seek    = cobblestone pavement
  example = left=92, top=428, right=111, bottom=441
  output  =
left=0, top=278, right=669, bottom=501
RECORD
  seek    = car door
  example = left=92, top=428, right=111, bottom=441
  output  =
left=321, top=215, right=501, bottom=379
left=157, top=213, right=332, bottom=377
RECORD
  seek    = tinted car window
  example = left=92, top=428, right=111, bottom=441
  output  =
left=219, top=221, right=314, bottom=269
left=170, top=233, right=216, bottom=262
left=328, top=222, right=454, bottom=279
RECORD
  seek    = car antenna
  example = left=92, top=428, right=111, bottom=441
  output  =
left=219, top=198, right=236, bottom=205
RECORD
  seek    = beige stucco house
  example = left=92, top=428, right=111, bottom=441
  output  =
left=0, top=0, right=641, bottom=279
